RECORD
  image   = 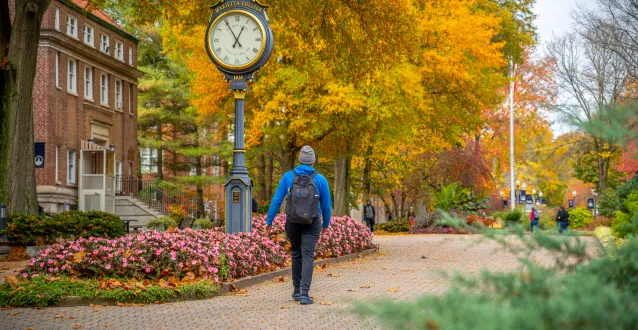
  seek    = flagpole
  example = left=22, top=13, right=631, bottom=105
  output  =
left=509, top=59, right=516, bottom=211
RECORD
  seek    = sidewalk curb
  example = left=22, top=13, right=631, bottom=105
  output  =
left=221, top=248, right=377, bottom=293
left=53, top=248, right=377, bottom=307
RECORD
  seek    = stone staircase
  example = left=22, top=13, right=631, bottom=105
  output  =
left=114, top=196, right=165, bottom=228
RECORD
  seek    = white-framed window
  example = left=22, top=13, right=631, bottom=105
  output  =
left=100, top=34, right=110, bottom=54
left=141, top=148, right=158, bottom=173
left=67, top=149, right=76, bottom=184
left=190, top=164, right=197, bottom=176
left=67, top=59, right=77, bottom=93
left=128, top=47, right=133, bottom=65
left=128, top=84, right=134, bottom=115
left=66, top=16, right=77, bottom=38
left=100, top=74, right=108, bottom=105
left=55, top=52, right=60, bottom=88
left=84, top=66, right=93, bottom=100
left=55, top=145, right=60, bottom=183
left=115, top=41, right=124, bottom=61
left=213, top=166, right=220, bottom=177
left=54, top=7, right=60, bottom=30
left=83, top=24, right=94, bottom=46
left=115, top=79, right=122, bottom=109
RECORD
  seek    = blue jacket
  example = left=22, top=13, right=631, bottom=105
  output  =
left=266, top=165, right=332, bottom=228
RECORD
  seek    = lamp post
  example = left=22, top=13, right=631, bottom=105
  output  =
left=532, top=188, right=537, bottom=204
left=515, top=180, right=521, bottom=206
left=521, top=183, right=527, bottom=205
left=572, top=190, right=577, bottom=208
left=539, top=191, right=544, bottom=205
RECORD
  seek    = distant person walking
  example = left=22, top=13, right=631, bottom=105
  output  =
left=530, top=207, right=540, bottom=233
left=408, top=207, right=416, bottom=229
left=556, top=206, right=570, bottom=233
left=266, top=146, right=332, bottom=305
left=363, top=200, right=375, bottom=232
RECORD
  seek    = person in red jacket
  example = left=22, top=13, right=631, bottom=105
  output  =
left=530, top=207, right=540, bottom=233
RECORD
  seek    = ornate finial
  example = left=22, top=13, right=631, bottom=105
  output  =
left=234, top=90, right=247, bottom=99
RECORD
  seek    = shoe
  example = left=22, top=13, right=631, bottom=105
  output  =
left=292, top=290, right=302, bottom=301
left=299, top=294, right=314, bottom=305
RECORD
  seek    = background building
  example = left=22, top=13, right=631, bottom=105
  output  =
left=13, top=0, right=143, bottom=212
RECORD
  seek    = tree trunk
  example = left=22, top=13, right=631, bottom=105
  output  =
left=362, top=148, right=372, bottom=202
left=280, top=141, right=297, bottom=173
left=594, top=139, right=608, bottom=192
left=333, top=155, right=351, bottom=216
left=0, top=0, right=50, bottom=214
left=256, top=152, right=266, bottom=201
left=391, top=193, right=399, bottom=219
left=195, top=157, right=205, bottom=219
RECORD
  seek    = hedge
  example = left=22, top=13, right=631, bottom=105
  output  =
left=1, top=211, right=126, bottom=245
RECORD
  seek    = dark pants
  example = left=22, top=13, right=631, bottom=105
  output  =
left=530, top=220, right=539, bottom=233
left=365, top=217, right=375, bottom=232
left=285, top=217, right=321, bottom=293
left=558, top=221, right=569, bottom=233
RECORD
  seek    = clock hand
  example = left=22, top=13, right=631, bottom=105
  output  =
left=224, top=20, right=242, bottom=48
left=233, top=26, right=246, bottom=48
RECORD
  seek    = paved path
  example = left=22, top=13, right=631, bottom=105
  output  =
left=1, top=235, right=588, bottom=330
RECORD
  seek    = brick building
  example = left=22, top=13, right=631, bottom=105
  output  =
left=10, top=0, right=142, bottom=212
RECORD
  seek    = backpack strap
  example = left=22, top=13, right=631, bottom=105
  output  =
left=292, top=170, right=299, bottom=178
left=309, top=172, right=317, bottom=179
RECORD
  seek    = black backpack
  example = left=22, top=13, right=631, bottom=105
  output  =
left=286, top=171, right=319, bottom=224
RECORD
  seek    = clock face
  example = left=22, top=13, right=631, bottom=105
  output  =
left=208, top=11, right=265, bottom=70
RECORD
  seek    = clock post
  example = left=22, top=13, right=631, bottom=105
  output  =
left=205, top=0, right=273, bottom=234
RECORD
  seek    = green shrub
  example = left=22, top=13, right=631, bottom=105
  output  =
left=147, top=216, right=179, bottom=231
left=598, top=188, right=621, bottom=217
left=567, top=207, right=594, bottom=228
left=354, top=222, right=638, bottom=329
left=503, top=209, right=522, bottom=226
left=611, top=191, right=638, bottom=238
left=1, top=211, right=125, bottom=246
left=539, top=213, right=555, bottom=230
left=193, top=218, right=213, bottom=229
left=376, top=220, right=410, bottom=233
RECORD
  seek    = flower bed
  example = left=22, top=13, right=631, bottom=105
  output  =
left=19, top=214, right=374, bottom=283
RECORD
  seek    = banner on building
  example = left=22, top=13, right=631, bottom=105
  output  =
left=34, top=142, right=45, bottom=168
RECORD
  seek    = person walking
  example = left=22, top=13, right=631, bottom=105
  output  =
left=530, top=207, right=540, bottom=233
left=556, top=206, right=570, bottom=233
left=407, top=207, right=416, bottom=229
left=266, top=146, right=332, bottom=305
left=363, top=200, right=375, bottom=232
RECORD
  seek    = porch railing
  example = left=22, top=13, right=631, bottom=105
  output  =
left=116, top=175, right=219, bottom=228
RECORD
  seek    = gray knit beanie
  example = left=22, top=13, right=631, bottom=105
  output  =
left=298, top=146, right=316, bottom=165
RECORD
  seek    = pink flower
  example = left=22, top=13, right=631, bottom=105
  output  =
left=145, top=267, right=151, bottom=273
left=22, top=273, right=28, bottom=278
left=105, top=264, right=111, bottom=270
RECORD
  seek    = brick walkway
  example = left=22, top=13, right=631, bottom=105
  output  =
left=1, top=235, right=588, bottom=330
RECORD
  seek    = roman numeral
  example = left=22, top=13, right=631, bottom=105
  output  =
left=252, top=48, right=259, bottom=53
left=216, top=28, right=222, bottom=32
left=246, top=56, right=251, bottom=61
left=224, top=55, right=229, bottom=62
left=235, top=59, right=239, bottom=64
left=235, top=16, right=240, bottom=22
left=253, top=27, right=259, bottom=31
left=216, top=47, right=222, bottom=53
left=214, top=38, right=219, bottom=43
left=255, top=38, right=262, bottom=42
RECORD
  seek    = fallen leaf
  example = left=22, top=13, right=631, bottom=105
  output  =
left=73, top=325, right=83, bottom=329
left=229, top=284, right=238, bottom=292
left=4, top=276, right=19, bottom=288
left=72, top=251, right=86, bottom=263
left=387, top=286, right=400, bottom=292
left=359, top=285, right=371, bottom=289
left=48, top=276, right=62, bottom=282
left=123, top=249, right=132, bottom=258
left=347, top=289, right=357, bottom=292
left=310, top=295, right=317, bottom=299
left=321, top=263, right=328, bottom=269
left=9, top=287, right=25, bottom=296
left=280, top=305, right=289, bottom=309
left=421, top=256, right=427, bottom=259
left=104, top=324, right=112, bottom=327
left=55, top=314, right=66, bottom=318
left=27, top=328, right=35, bottom=330
left=158, top=279, right=170, bottom=289
left=320, top=301, right=333, bottom=305
left=328, top=273, right=339, bottom=278
left=426, top=320, right=440, bottom=330
left=276, top=276, right=285, bottom=282
left=9, top=311, right=19, bottom=315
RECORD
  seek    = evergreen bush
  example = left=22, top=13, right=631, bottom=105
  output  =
left=598, top=187, right=620, bottom=217
left=1, top=211, right=125, bottom=246
left=354, top=214, right=638, bottom=329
